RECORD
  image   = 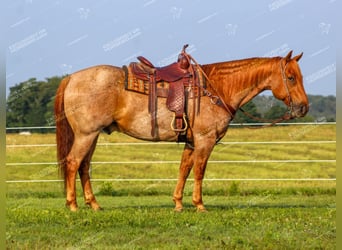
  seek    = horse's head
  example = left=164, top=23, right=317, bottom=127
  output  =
left=271, top=50, right=309, bottom=119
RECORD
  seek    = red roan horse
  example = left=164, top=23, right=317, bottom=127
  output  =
left=55, top=50, right=309, bottom=212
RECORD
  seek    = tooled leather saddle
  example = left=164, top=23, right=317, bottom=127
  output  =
left=123, top=44, right=204, bottom=139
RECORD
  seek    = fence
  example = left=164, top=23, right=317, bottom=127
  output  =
left=6, top=123, right=336, bottom=183
left=4, top=122, right=337, bottom=131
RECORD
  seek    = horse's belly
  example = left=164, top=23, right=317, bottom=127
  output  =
left=115, top=100, right=179, bottom=141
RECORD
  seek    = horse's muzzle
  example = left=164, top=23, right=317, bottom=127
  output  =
left=291, top=104, right=309, bottom=118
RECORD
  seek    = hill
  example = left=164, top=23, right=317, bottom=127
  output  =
left=251, top=94, right=336, bottom=122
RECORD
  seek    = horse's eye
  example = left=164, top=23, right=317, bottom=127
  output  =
left=287, top=76, right=295, bottom=82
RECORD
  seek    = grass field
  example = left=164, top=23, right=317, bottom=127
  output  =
left=6, top=124, right=336, bottom=249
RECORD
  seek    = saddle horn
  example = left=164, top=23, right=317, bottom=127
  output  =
left=182, top=44, right=189, bottom=53
left=179, top=44, right=191, bottom=69
left=178, top=56, right=190, bottom=69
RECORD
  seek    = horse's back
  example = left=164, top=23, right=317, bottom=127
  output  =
left=71, top=64, right=120, bottom=74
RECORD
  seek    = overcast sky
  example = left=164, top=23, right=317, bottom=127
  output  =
left=5, top=0, right=337, bottom=96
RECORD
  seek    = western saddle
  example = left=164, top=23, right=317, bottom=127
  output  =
left=125, top=44, right=203, bottom=139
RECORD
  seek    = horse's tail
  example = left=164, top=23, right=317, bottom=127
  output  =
left=54, top=76, right=74, bottom=190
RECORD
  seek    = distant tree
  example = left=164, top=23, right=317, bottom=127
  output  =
left=253, top=95, right=335, bottom=122
left=307, top=95, right=336, bottom=122
left=263, top=104, right=315, bottom=122
left=6, top=78, right=39, bottom=127
left=6, top=76, right=62, bottom=127
left=233, top=101, right=262, bottom=123
left=263, top=104, right=288, bottom=120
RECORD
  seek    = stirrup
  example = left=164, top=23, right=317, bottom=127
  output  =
left=170, top=113, right=188, bottom=132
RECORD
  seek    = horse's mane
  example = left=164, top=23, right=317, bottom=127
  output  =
left=201, top=56, right=281, bottom=76
left=199, top=56, right=283, bottom=104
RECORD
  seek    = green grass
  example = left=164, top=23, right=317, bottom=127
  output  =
left=7, top=195, right=335, bottom=249
left=6, top=125, right=336, bottom=249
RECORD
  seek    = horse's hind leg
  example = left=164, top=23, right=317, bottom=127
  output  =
left=78, top=135, right=101, bottom=210
left=65, top=132, right=99, bottom=211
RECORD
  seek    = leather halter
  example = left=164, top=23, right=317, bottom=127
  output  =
left=279, top=58, right=294, bottom=118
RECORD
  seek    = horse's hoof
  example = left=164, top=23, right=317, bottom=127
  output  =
left=66, top=201, right=78, bottom=212
left=89, top=203, right=102, bottom=211
left=196, top=207, right=208, bottom=213
left=174, top=207, right=183, bottom=213
left=67, top=205, right=78, bottom=212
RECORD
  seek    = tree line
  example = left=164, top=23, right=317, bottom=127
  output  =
left=6, top=77, right=336, bottom=128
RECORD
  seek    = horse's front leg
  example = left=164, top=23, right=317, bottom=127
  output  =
left=173, top=144, right=194, bottom=212
left=192, top=140, right=216, bottom=212
left=192, top=159, right=209, bottom=212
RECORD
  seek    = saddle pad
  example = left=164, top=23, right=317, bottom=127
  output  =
left=123, top=64, right=206, bottom=98
left=124, top=65, right=169, bottom=97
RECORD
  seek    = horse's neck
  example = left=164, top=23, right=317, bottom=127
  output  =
left=202, top=57, right=279, bottom=111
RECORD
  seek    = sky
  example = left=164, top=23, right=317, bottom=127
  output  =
left=5, top=0, right=337, bottom=97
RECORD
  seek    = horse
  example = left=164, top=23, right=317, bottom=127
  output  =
left=54, top=50, right=309, bottom=212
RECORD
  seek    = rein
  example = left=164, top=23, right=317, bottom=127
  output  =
left=238, top=107, right=291, bottom=128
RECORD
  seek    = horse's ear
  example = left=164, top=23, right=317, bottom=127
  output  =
left=293, top=52, right=303, bottom=62
left=284, top=50, right=293, bottom=62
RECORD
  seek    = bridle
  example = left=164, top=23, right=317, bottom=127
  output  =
left=279, top=58, right=294, bottom=118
